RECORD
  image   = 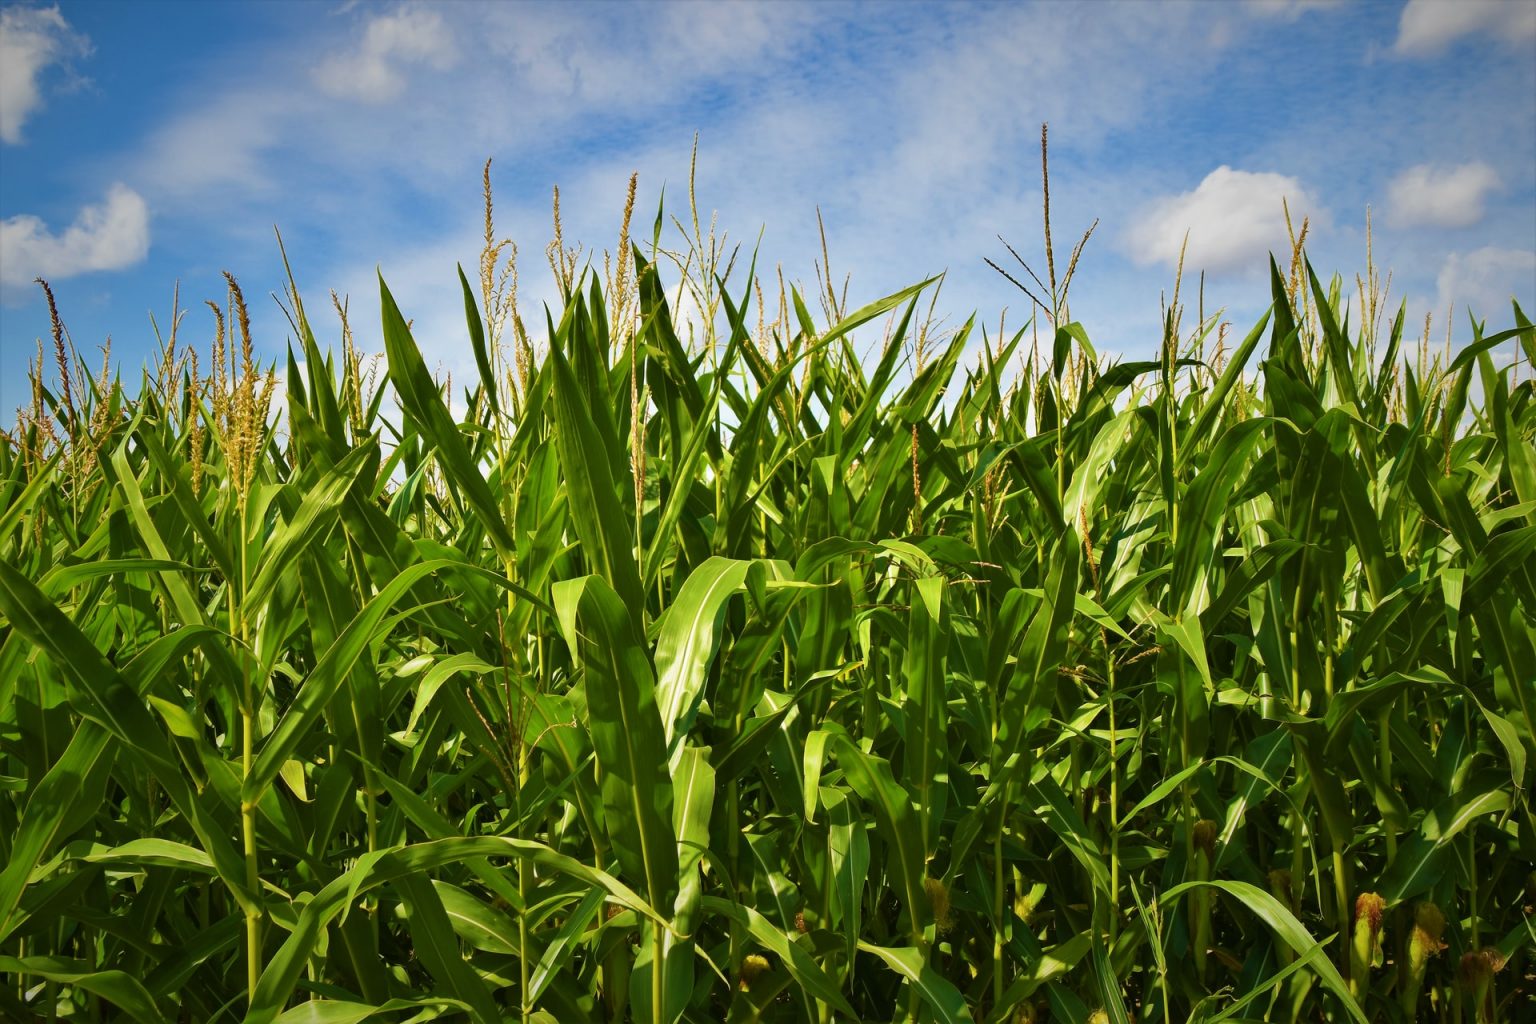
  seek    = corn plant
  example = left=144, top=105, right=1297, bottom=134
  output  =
left=1, top=170, right=1532, bottom=1024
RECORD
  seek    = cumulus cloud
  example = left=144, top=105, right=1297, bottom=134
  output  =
left=1386, top=162, right=1501, bottom=229
left=0, top=4, right=90, bottom=144
left=1435, top=247, right=1536, bottom=322
left=1394, top=0, right=1536, bottom=57
left=0, top=184, right=151, bottom=287
left=314, top=7, right=457, bottom=102
left=1123, top=166, right=1325, bottom=275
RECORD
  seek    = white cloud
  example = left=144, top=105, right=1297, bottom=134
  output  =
left=1435, top=246, right=1536, bottom=323
left=1204, top=1, right=1343, bottom=48
left=1394, top=0, right=1536, bottom=56
left=1386, top=162, right=1501, bottom=228
left=133, top=89, right=289, bottom=197
left=18, top=0, right=1527, bottom=390
left=1246, top=0, right=1346, bottom=20
left=1122, top=166, right=1326, bottom=275
left=137, top=2, right=812, bottom=202
left=478, top=2, right=814, bottom=107
left=0, top=184, right=150, bottom=287
left=0, top=4, right=90, bottom=144
left=314, top=6, right=457, bottom=102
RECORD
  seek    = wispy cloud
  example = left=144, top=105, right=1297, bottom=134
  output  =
left=0, top=3, right=89, bottom=144
left=1386, top=162, right=1501, bottom=229
left=131, top=88, right=292, bottom=199
left=104, top=0, right=1525, bottom=366
left=1, top=0, right=1531, bottom=417
left=0, top=183, right=150, bottom=289
left=314, top=6, right=457, bottom=103
left=478, top=1, right=815, bottom=106
left=1122, top=167, right=1326, bottom=276
left=1435, top=246, right=1536, bottom=322
left=1245, top=0, right=1347, bottom=21
left=1393, top=0, right=1536, bottom=57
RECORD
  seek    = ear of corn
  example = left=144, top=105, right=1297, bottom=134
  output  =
left=0, top=171, right=1532, bottom=1024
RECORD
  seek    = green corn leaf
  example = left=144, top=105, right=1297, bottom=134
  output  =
left=246, top=559, right=546, bottom=804
left=272, top=998, right=474, bottom=1024
left=527, top=887, right=606, bottom=1008
left=831, top=734, right=927, bottom=940
left=247, top=836, right=663, bottom=1024
left=245, top=439, right=377, bottom=610
left=0, top=956, right=165, bottom=1024
left=904, top=575, right=949, bottom=859
left=458, top=262, right=500, bottom=415
left=1378, top=781, right=1512, bottom=902
left=653, top=556, right=752, bottom=768
left=379, top=272, right=517, bottom=557
left=703, top=896, right=858, bottom=1018
left=548, top=344, right=646, bottom=625
left=1159, top=880, right=1368, bottom=1024
left=856, top=941, right=974, bottom=1024
left=394, top=872, right=502, bottom=1024
left=553, top=574, right=678, bottom=908
left=0, top=559, right=254, bottom=912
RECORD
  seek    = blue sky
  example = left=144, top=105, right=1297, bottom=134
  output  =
left=2, top=0, right=1533, bottom=416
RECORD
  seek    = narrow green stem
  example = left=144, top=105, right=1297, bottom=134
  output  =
left=992, top=821, right=1005, bottom=1015
left=1096, top=618, right=1121, bottom=948
left=1290, top=583, right=1304, bottom=711
left=1332, top=849, right=1350, bottom=978
left=242, top=706, right=260, bottom=997
left=651, top=920, right=665, bottom=1024
left=1468, top=832, right=1480, bottom=949
left=1380, top=708, right=1397, bottom=861
left=237, top=517, right=261, bottom=1002
left=990, top=658, right=1007, bottom=1016
left=518, top=785, right=531, bottom=1024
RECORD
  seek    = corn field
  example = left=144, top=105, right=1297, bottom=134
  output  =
left=1, top=173, right=1533, bottom=1024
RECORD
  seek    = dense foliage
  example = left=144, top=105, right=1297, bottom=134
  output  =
left=1, top=188, right=1533, bottom=1023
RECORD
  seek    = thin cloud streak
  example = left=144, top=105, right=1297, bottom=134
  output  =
left=1, top=0, right=1532, bottom=418
left=0, top=3, right=90, bottom=144
left=313, top=6, right=458, bottom=103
